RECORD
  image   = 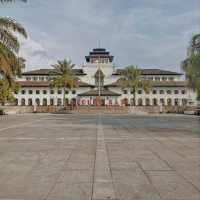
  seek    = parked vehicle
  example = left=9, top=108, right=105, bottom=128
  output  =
left=184, top=100, right=197, bottom=115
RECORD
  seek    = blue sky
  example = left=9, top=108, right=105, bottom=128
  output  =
left=0, top=0, right=200, bottom=72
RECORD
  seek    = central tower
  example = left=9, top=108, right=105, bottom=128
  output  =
left=85, top=48, right=114, bottom=64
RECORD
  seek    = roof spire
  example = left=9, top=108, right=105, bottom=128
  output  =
left=98, top=40, right=101, bottom=48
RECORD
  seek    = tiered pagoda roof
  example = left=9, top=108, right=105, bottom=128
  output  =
left=85, top=48, right=114, bottom=63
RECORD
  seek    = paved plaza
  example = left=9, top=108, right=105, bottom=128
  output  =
left=0, top=113, right=199, bottom=200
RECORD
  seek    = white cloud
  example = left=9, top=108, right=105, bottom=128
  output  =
left=18, top=35, right=55, bottom=70
left=4, top=0, right=199, bottom=72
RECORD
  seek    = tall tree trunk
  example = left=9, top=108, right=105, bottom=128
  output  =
left=63, top=87, right=65, bottom=107
left=132, top=88, right=136, bottom=106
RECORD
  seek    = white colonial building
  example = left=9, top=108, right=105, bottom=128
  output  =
left=14, top=48, right=197, bottom=107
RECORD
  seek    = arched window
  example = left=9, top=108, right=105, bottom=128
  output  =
left=65, top=98, right=69, bottom=106
left=57, top=98, right=62, bottom=106
left=167, top=98, right=172, bottom=106
left=50, top=99, right=54, bottom=106
left=167, top=90, right=172, bottom=94
left=182, top=98, right=187, bottom=106
left=160, top=90, right=164, bottom=94
left=145, top=98, right=150, bottom=106
left=174, top=98, right=179, bottom=106
left=35, top=98, right=40, bottom=106
left=160, top=98, right=165, bottom=106
left=71, top=98, right=77, bottom=106
left=130, top=98, right=135, bottom=106
left=28, top=98, right=33, bottom=106
left=138, top=98, right=143, bottom=106
left=95, top=69, right=104, bottom=88
left=153, top=98, right=157, bottom=106
left=43, top=98, right=47, bottom=106
left=122, top=98, right=129, bottom=106
left=14, top=98, right=18, bottom=106
left=93, top=99, right=97, bottom=106
left=21, top=98, right=26, bottom=106
left=81, top=99, right=86, bottom=105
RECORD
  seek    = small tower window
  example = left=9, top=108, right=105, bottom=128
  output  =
left=95, top=69, right=105, bottom=88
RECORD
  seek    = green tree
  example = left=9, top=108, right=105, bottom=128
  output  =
left=0, top=78, right=18, bottom=105
left=119, top=65, right=152, bottom=106
left=0, top=17, right=27, bottom=80
left=182, top=34, right=200, bottom=100
left=51, top=59, right=79, bottom=107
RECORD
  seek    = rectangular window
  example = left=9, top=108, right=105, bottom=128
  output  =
left=26, top=77, right=31, bottom=81
left=50, top=90, right=54, bottom=94
left=174, top=90, right=179, bottom=94
left=21, top=90, right=26, bottom=94
left=36, top=90, right=40, bottom=94
left=28, top=90, right=33, bottom=95
left=43, top=90, right=47, bottom=95
left=65, top=90, right=69, bottom=94
left=123, top=90, right=128, bottom=94
left=148, top=77, right=153, bottom=81
left=181, top=90, right=186, bottom=94
left=138, top=90, right=142, bottom=94
left=58, top=90, right=62, bottom=94
left=167, top=90, right=172, bottom=94
left=72, top=90, right=76, bottom=95
left=152, top=90, right=157, bottom=94
left=160, top=90, right=164, bottom=94
left=33, top=77, right=38, bottom=81
left=155, top=77, right=160, bottom=81
left=162, top=77, right=167, bottom=81
left=39, top=77, right=44, bottom=81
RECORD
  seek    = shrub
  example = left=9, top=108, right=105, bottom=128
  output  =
left=0, top=108, right=4, bottom=115
left=197, top=91, right=200, bottom=101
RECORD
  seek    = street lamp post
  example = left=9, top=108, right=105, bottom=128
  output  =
left=95, top=59, right=101, bottom=106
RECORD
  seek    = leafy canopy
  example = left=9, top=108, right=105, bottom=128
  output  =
left=119, top=65, right=152, bottom=105
left=0, top=78, right=18, bottom=104
left=182, top=33, right=200, bottom=96
left=0, top=16, right=27, bottom=81
left=120, top=65, right=151, bottom=93
left=51, top=59, right=78, bottom=89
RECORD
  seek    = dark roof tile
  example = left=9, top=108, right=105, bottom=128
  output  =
left=78, top=89, right=121, bottom=96
left=112, top=68, right=182, bottom=75
left=22, top=68, right=86, bottom=76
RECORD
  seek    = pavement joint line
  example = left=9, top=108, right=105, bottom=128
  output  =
left=0, top=119, right=41, bottom=132
left=0, top=137, right=97, bottom=141
left=92, top=114, right=116, bottom=200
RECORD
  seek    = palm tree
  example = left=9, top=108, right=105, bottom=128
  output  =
left=182, top=34, right=200, bottom=99
left=0, top=17, right=27, bottom=81
left=119, top=65, right=152, bottom=106
left=51, top=59, right=79, bottom=107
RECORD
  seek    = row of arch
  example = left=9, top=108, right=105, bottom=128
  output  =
left=17, top=98, right=77, bottom=106
left=16, top=97, right=188, bottom=106
left=121, top=98, right=187, bottom=106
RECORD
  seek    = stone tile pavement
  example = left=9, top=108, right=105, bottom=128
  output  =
left=0, top=113, right=199, bottom=200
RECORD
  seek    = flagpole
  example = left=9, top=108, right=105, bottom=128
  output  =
left=98, top=58, right=101, bottom=106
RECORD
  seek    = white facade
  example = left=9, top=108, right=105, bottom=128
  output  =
left=14, top=48, right=197, bottom=107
